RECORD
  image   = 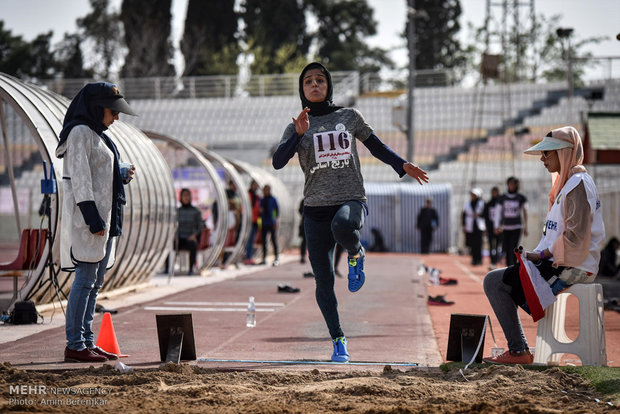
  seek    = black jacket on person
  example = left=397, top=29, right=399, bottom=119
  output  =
left=417, top=207, right=438, bottom=231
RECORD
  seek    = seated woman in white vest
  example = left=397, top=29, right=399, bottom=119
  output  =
left=482, top=126, right=605, bottom=365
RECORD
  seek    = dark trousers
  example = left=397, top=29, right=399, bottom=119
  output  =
left=261, top=224, right=279, bottom=260
left=466, top=230, right=483, bottom=265
left=487, top=229, right=502, bottom=265
left=420, top=228, right=433, bottom=254
left=165, top=237, right=198, bottom=272
left=245, top=222, right=258, bottom=260
left=502, top=229, right=522, bottom=267
left=299, top=225, right=307, bottom=262
left=304, top=201, right=365, bottom=339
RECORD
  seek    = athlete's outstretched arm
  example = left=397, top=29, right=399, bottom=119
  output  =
left=363, top=133, right=429, bottom=184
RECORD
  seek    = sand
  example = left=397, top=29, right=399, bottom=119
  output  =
left=1, top=362, right=616, bottom=413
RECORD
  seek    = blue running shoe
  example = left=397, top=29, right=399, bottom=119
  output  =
left=347, top=247, right=365, bottom=292
left=331, top=336, right=350, bottom=362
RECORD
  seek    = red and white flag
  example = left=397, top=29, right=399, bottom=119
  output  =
left=516, top=252, right=556, bottom=322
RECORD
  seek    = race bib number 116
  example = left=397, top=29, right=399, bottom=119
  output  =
left=313, top=130, right=351, bottom=163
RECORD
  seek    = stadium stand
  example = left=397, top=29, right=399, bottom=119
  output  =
left=5, top=73, right=620, bottom=256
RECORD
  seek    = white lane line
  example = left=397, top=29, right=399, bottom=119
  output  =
left=143, top=306, right=277, bottom=312
left=454, top=260, right=483, bottom=284
left=163, top=301, right=285, bottom=307
left=203, top=293, right=307, bottom=357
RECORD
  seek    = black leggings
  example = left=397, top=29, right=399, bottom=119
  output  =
left=304, top=201, right=365, bottom=339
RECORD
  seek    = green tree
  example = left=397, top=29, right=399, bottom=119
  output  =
left=306, top=0, right=392, bottom=74
left=76, top=0, right=123, bottom=78
left=533, top=16, right=604, bottom=86
left=464, top=13, right=604, bottom=86
left=120, top=0, right=175, bottom=77
left=181, top=0, right=239, bottom=76
left=54, top=33, right=94, bottom=79
left=0, top=22, right=58, bottom=79
left=241, top=0, right=309, bottom=74
left=0, top=21, right=28, bottom=76
left=408, top=0, right=464, bottom=71
left=28, top=32, right=58, bottom=79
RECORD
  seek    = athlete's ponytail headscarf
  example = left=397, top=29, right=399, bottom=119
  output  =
left=546, top=127, right=587, bottom=210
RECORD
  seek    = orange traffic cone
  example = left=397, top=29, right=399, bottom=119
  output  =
left=96, top=312, right=128, bottom=357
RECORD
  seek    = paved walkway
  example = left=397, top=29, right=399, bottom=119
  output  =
left=1, top=252, right=618, bottom=370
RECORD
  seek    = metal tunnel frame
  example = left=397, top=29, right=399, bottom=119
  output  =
left=228, top=159, right=295, bottom=257
left=0, top=74, right=176, bottom=308
left=0, top=74, right=296, bottom=309
left=143, top=131, right=231, bottom=270
left=196, top=148, right=251, bottom=266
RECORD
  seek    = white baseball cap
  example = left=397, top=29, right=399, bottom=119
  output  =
left=471, top=188, right=483, bottom=198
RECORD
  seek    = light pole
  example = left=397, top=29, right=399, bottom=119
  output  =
left=406, top=2, right=428, bottom=166
left=557, top=27, right=574, bottom=122
left=556, top=27, right=574, bottom=98
left=406, top=1, right=416, bottom=165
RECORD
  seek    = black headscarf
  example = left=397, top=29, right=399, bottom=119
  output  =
left=58, top=82, right=125, bottom=151
left=298, top=62, right=342, bottom=116
left=58, top=82, right=136, bottom=150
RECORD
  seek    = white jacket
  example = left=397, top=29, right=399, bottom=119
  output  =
left=463, top=198, right=486, bottom=233
left=534, top=172, right=605, bottom=281
left=56, top=125, right=115, bottom=269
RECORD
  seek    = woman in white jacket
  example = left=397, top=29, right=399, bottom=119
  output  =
left=482, top=126, right=604, bottom=365
left=55, top=82, right=137, bottom=363
left=463, top=188, right=486, bottom=265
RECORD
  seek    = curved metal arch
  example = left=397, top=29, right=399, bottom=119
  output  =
left=228, top=159, right=295, bottom=256
left=103, top=122, right=176, bottom=289
left=144, top=131, right=230, bottom=271
left=0, top=74, right=175, bottom=307
left=114, top=122, right=175, bottom=284
left=0, top=74, right=66, bottom=304
left=195, top=147, right=252, bottom=266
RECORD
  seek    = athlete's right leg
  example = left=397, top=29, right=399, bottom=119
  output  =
left=331, top=201, right=366, bottom=292
left=330, top=201, right=365, bottom=256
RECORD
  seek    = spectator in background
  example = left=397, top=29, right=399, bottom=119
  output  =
left=463, top=188, right=485, bottom=266
left=220, top=196, right=240, bottom=267
left=244, top=180, right=261, bottom=265
left=259, top=184, right=280, bottom=266
left=369, top=228, right=388, bottom=252
left=417, top=198, right=438, bottom=254
left=495, top=176, right=528, bottom=267
left=226, top=180, right=238, bottom=199
left=599, top=237, right=620, bottom=278
left=213, top=180, right=239, bottom=226
left=484, top=186, right=502, bottom=270
left=173, top=188, right=205, bottom=275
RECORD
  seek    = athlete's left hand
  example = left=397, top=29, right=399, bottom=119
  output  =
left=403, top=162, right=429, bottom=185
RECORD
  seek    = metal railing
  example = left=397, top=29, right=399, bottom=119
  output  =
left=38, top=71, right=362, bottom=101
